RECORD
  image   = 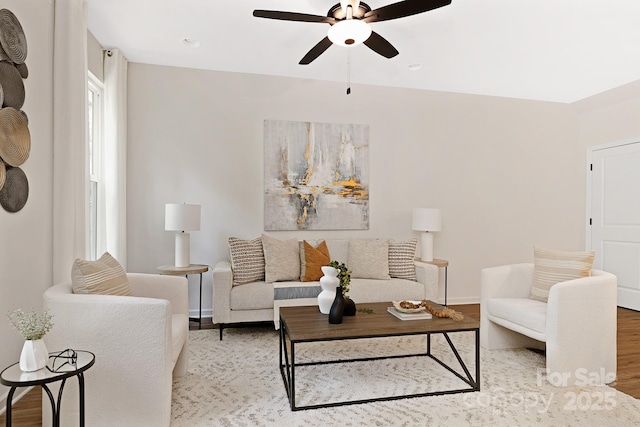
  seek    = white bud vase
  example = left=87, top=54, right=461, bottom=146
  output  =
left=318, top=266, right=339, bottom=314
left=19, top=339, right=48, bottom=372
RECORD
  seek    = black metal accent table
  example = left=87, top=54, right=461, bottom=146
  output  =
left=0, top=350, right=95, bottom=427
left=279, top=302, right=479, bottom=411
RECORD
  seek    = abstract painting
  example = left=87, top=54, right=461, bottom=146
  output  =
left=264, top=120, right=369, bottom=231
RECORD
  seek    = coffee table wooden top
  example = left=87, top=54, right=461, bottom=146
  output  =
left=279, top=301, right=480, bottom=342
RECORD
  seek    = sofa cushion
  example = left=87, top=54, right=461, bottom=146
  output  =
left=262, top=234, right=300, bottom=283
left=347, top=278, right=425, bottom=303
left=228, top=237, right=265, bottom=286
left=530, top=246, right=595, bottom=302
left=230, top=281, right=274, bottom=310
left=71, top=252, right=131, bottom=295
left=325, top=239, right=349, bottom=265
left=300, top=240, right=331, bottom=282
left=487, top=297, right=547, bottom=334
left=388, top=238, right=418, bottom=281
left=348, top=239, right=390, bottom=280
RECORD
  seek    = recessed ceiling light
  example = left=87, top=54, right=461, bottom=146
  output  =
left=408, top=63, right=422, bottom=71
left=182, top=38, right=200, bottom=48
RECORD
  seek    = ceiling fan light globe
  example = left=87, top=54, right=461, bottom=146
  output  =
left=327, top=19, right=371, bottom=47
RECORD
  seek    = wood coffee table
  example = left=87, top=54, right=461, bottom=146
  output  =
left=279, top=301, right=480, bottom=411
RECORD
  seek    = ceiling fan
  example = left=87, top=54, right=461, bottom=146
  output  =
left=253, top=0, right=452, bottom=65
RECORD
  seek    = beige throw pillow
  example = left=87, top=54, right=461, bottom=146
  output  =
left=262, top=234, right=300, bottom=283
left=228, top=237, right=265, bottom=286
left=348, top=238, right=390, bottom=280
left=388, top=238, right=418, bottom=281
left=71, top=252, right=131, bottom=295
left=530, top=246, right=595, bottom=302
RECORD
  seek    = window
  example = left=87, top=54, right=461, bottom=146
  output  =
left=88, top=73, right=105, bottom=260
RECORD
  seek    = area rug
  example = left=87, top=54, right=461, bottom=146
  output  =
left=172, top=327, right=640, bottom=426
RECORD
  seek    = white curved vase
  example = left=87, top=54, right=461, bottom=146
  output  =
left=318, top=266, right=339, bottom=314
left=19, top=339, right=48, bottom=372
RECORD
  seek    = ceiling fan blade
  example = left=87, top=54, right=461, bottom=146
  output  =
left=253, top=10, right=337, bottom=24
left=363, top=31, right=399, bottom=59
left=363, top=0, right=451, bottom=23
left=299, top=37, right=333, bottom=65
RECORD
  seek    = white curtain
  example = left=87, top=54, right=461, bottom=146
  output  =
left=52, top=0, right=88, bottom=283
left=103, top=49, right=128, bottom=268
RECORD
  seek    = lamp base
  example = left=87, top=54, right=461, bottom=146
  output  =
left=420, top=232, right=434, bottom=262
left=175, top=232, right=190, bottom=268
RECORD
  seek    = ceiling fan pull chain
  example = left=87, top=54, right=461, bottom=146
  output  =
left=346, top=49, right=351, bottom=95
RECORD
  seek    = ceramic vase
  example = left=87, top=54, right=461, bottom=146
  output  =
left=343, top=297, right=356, bottom=316
left=19, top=339, right=48, bottom=372
left=329, top=286, right=346, bottom=324
left=318, top=266, right=339, bottom=314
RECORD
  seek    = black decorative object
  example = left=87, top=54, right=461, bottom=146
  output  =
left=343, top=297, right=356, bottom=316
left=328, top=286, right=345, bottom=324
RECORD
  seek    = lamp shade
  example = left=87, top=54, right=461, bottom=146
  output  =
left=412, top=208, right=442, bottom=232
left=327, top=19, right=372, bottom=46
left=165, top=203, right=201, bottom=232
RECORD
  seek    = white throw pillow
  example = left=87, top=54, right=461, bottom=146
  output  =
left=348, top=238, right=390, bottom=280
left=530, top=246, right=595, bottom=302
left=71, top=252, right=131, bottom=295
left=262, top=234, right=300, bottom=283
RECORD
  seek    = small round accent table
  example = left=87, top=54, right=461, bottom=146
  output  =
left=0, top=350, right=95, bottom=427
left=158, top=264, right=209, bottom=329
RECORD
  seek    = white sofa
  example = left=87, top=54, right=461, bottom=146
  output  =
left=480, top=263, right=617, bottom=387
left=42, top=273, right=189, bottom=427
left=213, top=238, right=439, bottom=338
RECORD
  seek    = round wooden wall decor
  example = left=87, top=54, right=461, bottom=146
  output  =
left=0, top=8, right=29, bottom=213
left=0, top=165, right=28, bottom=212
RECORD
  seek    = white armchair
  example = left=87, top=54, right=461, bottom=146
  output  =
left=42, top=273, right=189, bottom=426
left=480, top=263, right=617, bottom=387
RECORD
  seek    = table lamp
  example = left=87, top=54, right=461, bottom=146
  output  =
left=165, top=203, right=201, bottom=267
left=412, top=208, right=442, bottom=262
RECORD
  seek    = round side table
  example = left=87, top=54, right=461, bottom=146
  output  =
left=158, top=264, right=209, bottom=328
left=0, top=350, right=95, bottom=427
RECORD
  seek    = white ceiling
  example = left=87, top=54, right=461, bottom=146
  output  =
left=84, top=0, right=640, bottom=103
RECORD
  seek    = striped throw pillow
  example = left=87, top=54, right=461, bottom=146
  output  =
left=71, top=252, right=131, bottom=295
left=530, top=246, right=595, bottom=302
left=388, top=238, right=418, bottom=281
left=228, top=237, right=265, bottom=286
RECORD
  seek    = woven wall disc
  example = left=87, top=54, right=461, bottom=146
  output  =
left=0, top=61, right=24, bottom=109
left=0, top=158, right=5, bottom=191
left=0, top=106, right=30, bottom=166
left=0, top=82, right=4, bottom=107
left=15, top=61, right=27, bottom=79
left=0, top=165, right=28, bottom=212
left=0, top=9, right=27, bottom=64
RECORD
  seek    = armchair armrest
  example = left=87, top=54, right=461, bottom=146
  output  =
left=212, top=260, right=233, bottom=324
left=128, top=273, right=188, bottom=316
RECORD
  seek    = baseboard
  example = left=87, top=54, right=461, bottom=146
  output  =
left=189, top=308, right=212, bottom=319
left=444, top=297, right=480, bottom=305
left=0, top=386, right=34, bottom=417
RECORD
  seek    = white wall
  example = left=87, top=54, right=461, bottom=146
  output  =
left=127, top=63, right=582, bottom=316
left=0, top=0, right=54, bottom=400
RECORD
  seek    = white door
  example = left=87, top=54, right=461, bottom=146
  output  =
left=589, top=140, right=640, bottom=311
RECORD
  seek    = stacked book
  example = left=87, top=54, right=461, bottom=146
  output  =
left=387, top=306, right=433, bottom=320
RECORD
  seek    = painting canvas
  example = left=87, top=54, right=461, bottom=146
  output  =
left=264, top=120, right=369, bottom=231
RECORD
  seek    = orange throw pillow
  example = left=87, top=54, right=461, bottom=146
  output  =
left=302, top=240, right=331, bottom=282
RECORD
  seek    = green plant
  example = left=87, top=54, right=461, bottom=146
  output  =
left=329, top=260, right=351, bottom=298
left=7, top=309, right=53, bottom=340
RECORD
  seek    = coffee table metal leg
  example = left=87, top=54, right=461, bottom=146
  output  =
left=290, top=342, right=296, bottom=410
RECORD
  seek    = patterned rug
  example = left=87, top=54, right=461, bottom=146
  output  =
left=171, top=327, right=640, bottom=426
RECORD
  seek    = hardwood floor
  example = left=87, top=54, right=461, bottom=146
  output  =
left=2, top=306, right=639, bottom=426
